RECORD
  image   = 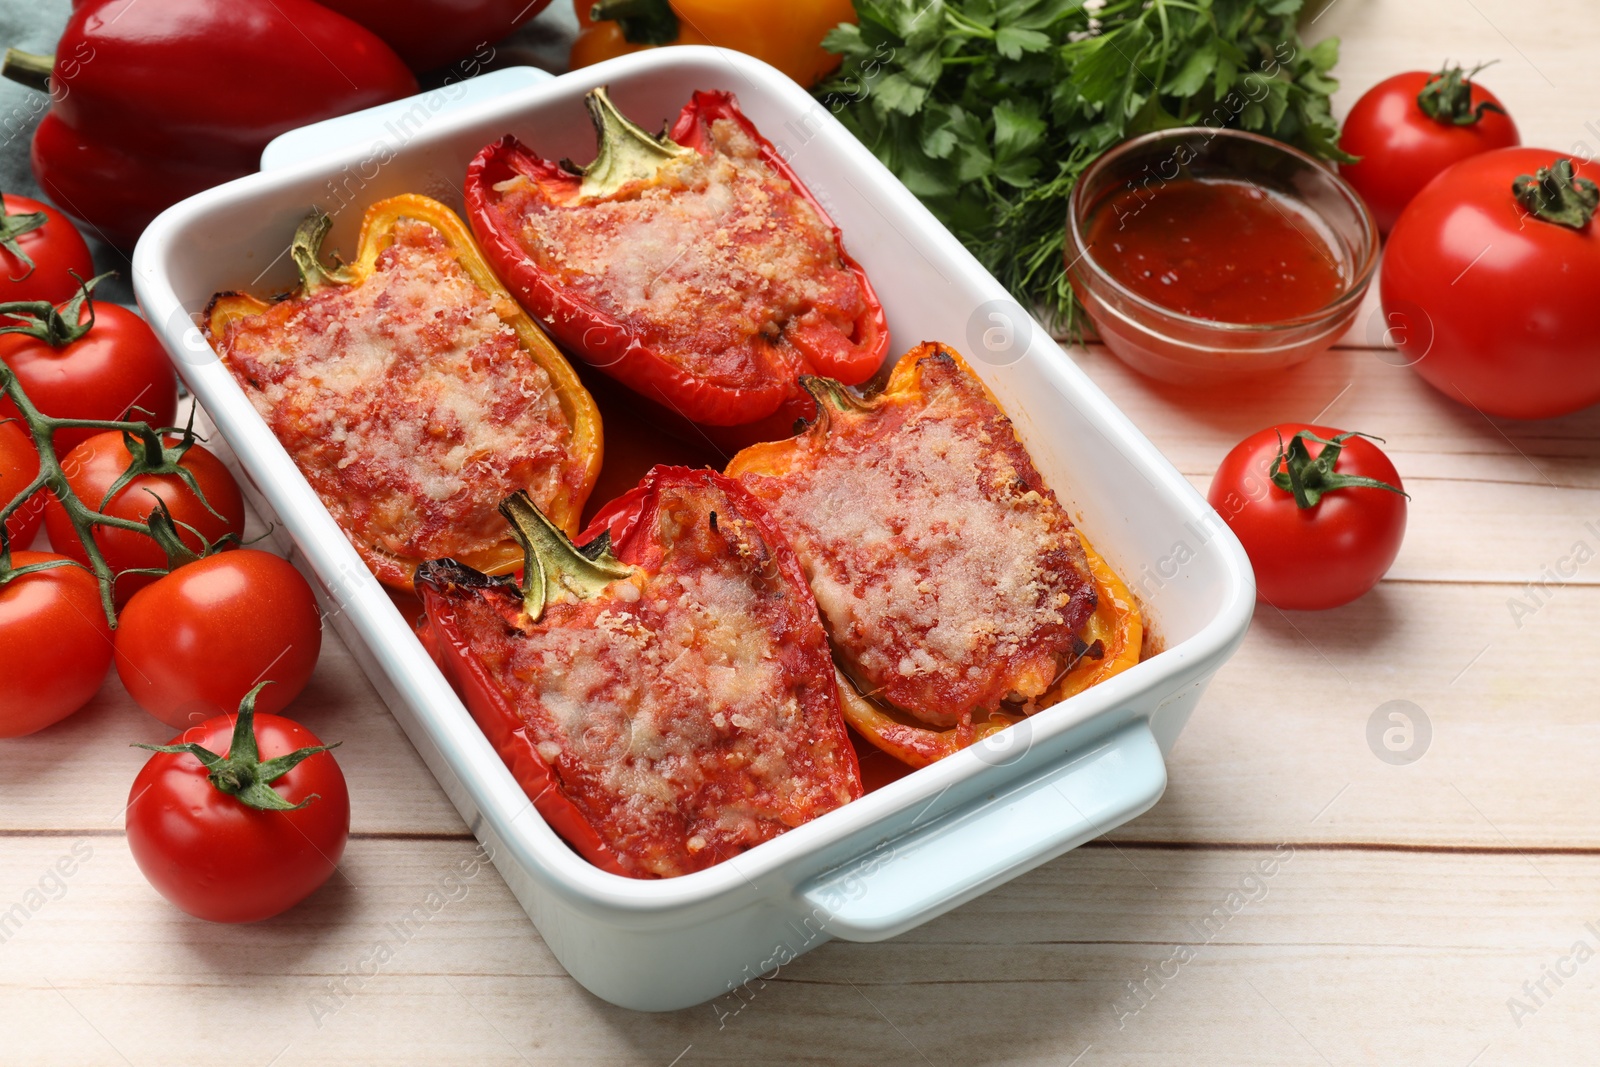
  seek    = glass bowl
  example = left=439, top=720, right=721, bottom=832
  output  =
left=1065, top=127, right=1379, bottom=386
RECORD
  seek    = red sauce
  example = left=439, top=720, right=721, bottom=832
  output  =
left=1087, top=177, right=1346, bottom=324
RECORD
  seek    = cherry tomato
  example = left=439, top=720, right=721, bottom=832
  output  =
left=0, top=192, right=94, bottom=305
left=44, top=430, right=246, bottom=604
left=126, top=695, right=349, bottom=923
left=115, top=550, right=323, bottom=729
left=0, top=420, right=45, bottom=549
left=1208, top=425, right=1407, bottom=611
left=0, top=551, right=113, bottom=736
left=1339, top=66, right=1520, bottom=235
left=0, top=299, right=178, bottom=458
left=1381, top=150, right=1600, bottom=420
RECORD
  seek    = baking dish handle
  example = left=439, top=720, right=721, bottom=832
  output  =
left=798, top=719, right=1165, bottom=942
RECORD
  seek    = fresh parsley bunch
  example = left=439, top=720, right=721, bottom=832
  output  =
left=817, top=0, right=1346, bottom=330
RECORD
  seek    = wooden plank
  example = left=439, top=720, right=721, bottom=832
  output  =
left=1, top=839, right=1594, bottom=1065
left=1070, top=343, right=1600, bottom=584
left=6, top=551, right=1599, bottom=848
left=0, top=633, right=465, bottom=837
left=1122, top=579, right=1600, bottom=848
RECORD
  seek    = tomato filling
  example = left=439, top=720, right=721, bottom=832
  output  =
left=216, top=217, right=579, bottom=565
left=733, top=351, right=1099, bottom=730
left=436, top=476, right=859, bottom=878
left=495, top=118, right=869, bottom=392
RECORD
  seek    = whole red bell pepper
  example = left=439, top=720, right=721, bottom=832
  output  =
left=465, top=87, right=888, bottom=435
left=416, top=467, right=862, bottom=878
left=1, top=0, right=418, bottom=249
left=315, top=0, right=552, bottom=73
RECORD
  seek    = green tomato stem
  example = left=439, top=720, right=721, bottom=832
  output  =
left=134, top=683, right=341, bottom=812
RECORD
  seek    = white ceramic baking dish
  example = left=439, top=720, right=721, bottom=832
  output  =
left=131, top=48, right=1254, bottom=1012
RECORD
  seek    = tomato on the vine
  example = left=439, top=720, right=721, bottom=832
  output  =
left=44, top=429, right=245, bottom=603
left=0, top=551, right=113, bottom=736
left=1338, top=63, right=1520, bottom=235
left=0, top=191, right=94, bottom=305
left=1208, top=425, right=1408, bottom=611
left=1381, top=151, right=1600, bottom=420
left=116, top=550, right=323, bottom=729
left=0, top=419, right=44, bottom=548
left=0, top=283, right=178, bottom=458
left=127, top=685, right=348, bottom=923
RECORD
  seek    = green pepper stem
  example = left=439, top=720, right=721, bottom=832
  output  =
left=289, top=209, right=358, bottom=293
left=134, top=683, right=341, bottom=812
left=577, top=86, right=695, bottom=200
left=0, top=49, right=52, bottom=95
left=499, top=490, right=636, bottom=622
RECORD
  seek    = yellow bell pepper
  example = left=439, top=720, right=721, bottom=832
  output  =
left=206, top=194, right=603, bottom=590
left=570, top=0, right=856, bottom=88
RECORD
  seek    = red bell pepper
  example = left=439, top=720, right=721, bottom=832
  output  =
left=315, top=0, right=551, bottom=73
left=465, top=87, right=888, bottom=435
left=416, top=467, right=862, bottom=878
left=1, top=0, right=417, bottom=250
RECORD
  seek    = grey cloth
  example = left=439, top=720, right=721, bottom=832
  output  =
left=0, top=0, right=580, bottom=305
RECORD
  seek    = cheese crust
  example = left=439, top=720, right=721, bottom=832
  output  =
left=443, top=478, right=859, bottom=878
left=732, top=349, right=1099, bottom=729
left=215, top=217, right=581, bottom=570
left=501, top=119, right=868, bottom=391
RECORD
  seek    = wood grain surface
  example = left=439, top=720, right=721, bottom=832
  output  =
left=4, top=1, right=1598, bottom=1063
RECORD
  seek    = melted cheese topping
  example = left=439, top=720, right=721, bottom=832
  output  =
left=455, top=484, right=856, bottom=878
left=505, top=119, right=865, bottom=388
left=219, top=218, right=576, bottom=565
left=736, top=355, right=1096, bottom=728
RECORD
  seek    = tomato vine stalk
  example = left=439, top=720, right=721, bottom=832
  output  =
left=0, top=277, right=233, bottom=626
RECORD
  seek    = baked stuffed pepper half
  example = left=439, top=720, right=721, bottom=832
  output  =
left=206, top=194, right=602, bottom=590
left=417, top=467, right=862, bottom=878
left=727, top=342, right=1143, bottom=768
left=465, top=87, right=888, bottom=444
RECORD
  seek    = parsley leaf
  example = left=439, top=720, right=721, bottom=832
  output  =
left=817, top=0, right=1349, bottom=332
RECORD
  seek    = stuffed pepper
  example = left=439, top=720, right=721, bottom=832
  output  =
left=206, top=194, right=602, bottom=590
left=416, top=467, right=862, bottom=878
left=726, top=342, right=1143, bottom=768
left=465, top=87, right=888, bottom=438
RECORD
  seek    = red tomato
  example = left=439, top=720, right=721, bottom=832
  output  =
left=1208, top=425, right=1407, bottom=611
left=126, top=699, right=349, bottom=923
left=0, top=420, right=45, bottom=549
left=0, top=551, right=113, bottom=736
left=0, top=300, right=178, bottom=458
left=0, top=192, right=94, bottom=305
left=44, top=430, right=246, bottom=603
left=1381, top=149, right=1600, bottom=420
left=115, top=550, right=323, bottom=728
left=1339, top=67, right=1520, bottom=234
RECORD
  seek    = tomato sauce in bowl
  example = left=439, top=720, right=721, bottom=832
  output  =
left=1086, top=178, right=1346, bottom=324
left=1066, top=128, right=1379, bottom=385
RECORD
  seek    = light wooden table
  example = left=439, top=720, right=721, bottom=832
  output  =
left=4, top=2, right=1598, bottom=1063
